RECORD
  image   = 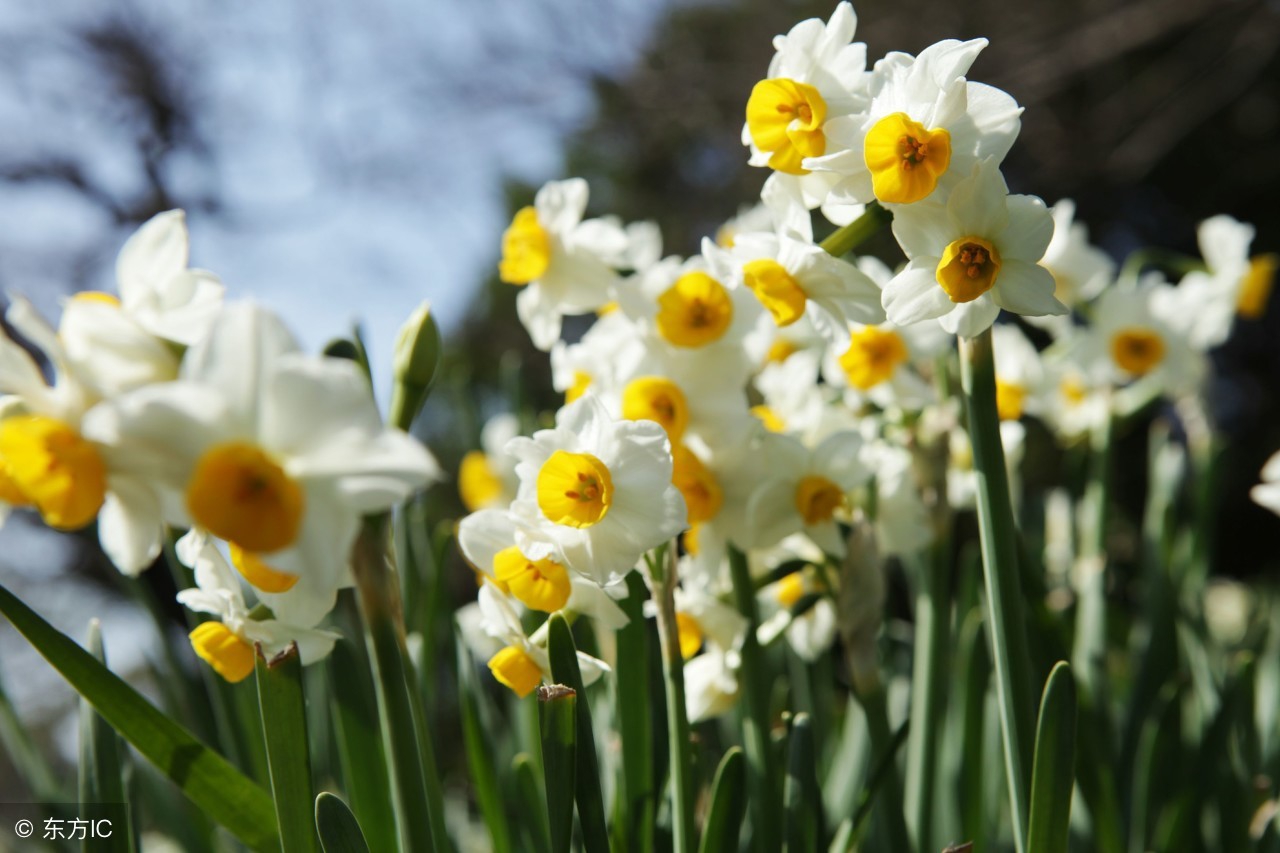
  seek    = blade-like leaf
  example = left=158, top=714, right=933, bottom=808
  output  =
left=546, top=614, right=609, bottom=853
left=315, top=793, right=371, bottom=853
left=512, top=753, right=552, bottom=853
left=539, top=685, right=577, bottom=853
left=456, top=634, right=514, bottom=853
left=0, top=583, right=280, bottom=852
left=78, top=620, right=133, bottom=853
left=257, top=644, right=319, bottom=853
left=698, top=747, right=746, bottom=853
left=1026, top=661, right=1077, bottom=853
left=784, top=713, right=823, bottom=852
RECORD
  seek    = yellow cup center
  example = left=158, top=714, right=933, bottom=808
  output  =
left=743, top=259, right=808, bottom=327
left=0, top=415, right=106, bottom=530
left=622, top=376, right=689, bottom=442
left=1238, top=254, right=1277, bottom=319
left=675, top=612, right=704, bottom=660
left=672, top=445, right=723, bottom=525
left=189, top=622, right=256, bottom=684
left=229, top=544, right=300, bottom=593
left=655, top=272, right=734, bottom=348
left=1109, top=327, right=1166, bottom=376
left=937, top=236, right=1002, bottom=304
left=498, top=206, right=552, bottom=285
left=536, top=450, right=614, bottom=528
left=745, top=77, right=828, bottom=175
left=794, top=475, right=845, bottom=526
left=493, top=545, right=571, bottom=613
left=459, top=450, right=504, bottom=512
left=488, top=645, right=544, bottom=698
left=864, top=113, right=952, bottom=204
left=839, top=325, right=910, bottom=390
left=995, top=380, right=1026, bottom=421
left=186, top=441, right=305, bottom=554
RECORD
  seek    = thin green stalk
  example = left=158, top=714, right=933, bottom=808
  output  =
left=958, top=328, right=1035, bottom=853
left=851, top=683, right=912, bottom=853
left=614, top=571, right=655, bottom=852
left=352, top=515, right=448, bottom=852
left=647, top=545, right=696, bottom=853
left=904, top=545, right=951, bottom=853
left=79, top=621, right=133, bottom=853
left=1073, top=404, right=1113, bottom=699
left=819, top=201, right=892, bottom=258
left=727, top=545, right=780, bottom=853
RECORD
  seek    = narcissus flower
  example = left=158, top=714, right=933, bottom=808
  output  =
left=175, top=531, right=341, bottom=683
left=711, top=180, right=884, bottom=345
left=506, top=396, right=687, bottom=584
left=744, top=430, right=868, bottom=556
left=89, top=303, right=440, bottom=624
left=499, top=179, right=629, bottom=351
left=1029, top=199, right=1113, bottom=329
left=1251, top=451, right=1280, bottom=519
left=808, top=39, right=1021, bottom=209
left=743, top=2, right=870, bottom=207
left=458, top=413, right=520, bottom=512
left=882, top=160, right=1066, bottom=337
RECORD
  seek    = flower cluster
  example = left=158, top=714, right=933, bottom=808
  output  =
left=0, top=212, right=439, bottom=682
left=456, top=2, right=1278, bottom=721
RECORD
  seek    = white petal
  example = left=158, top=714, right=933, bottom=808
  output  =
left=883, top=261, right=951, bottom=326
left=939, top=296, right=1001, bottom=338
left=116, top=211, right=188, bottom=308
left=98, top=475, right=164, bottom=576
left=182, top=303, right=299, bottom=427
left=991, top=260, right=1067, bottom=318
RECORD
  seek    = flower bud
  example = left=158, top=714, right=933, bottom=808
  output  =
left=389, top=301, right=441, bottom=431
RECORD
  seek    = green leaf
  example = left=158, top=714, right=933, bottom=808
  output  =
left=546, top=614, right=610, bottom=853
left=326, top=616, right=398, bottom=853
left=613, top=571, right=655, bottom=853
left=78, top=620, right=133, bottom=853
left=784, top=714, right=823, bottom=852
left=0, top=583, right=280, bottom=852
left=314, top=792, right=371, bottom=853
left=456, top=635, right=514, bottom=853
left=1026, top=661, right=1077, bottom=853
left=512, top=752, right=552, bottom=853
left=257, top=645, right=319, bottom=853
left=698, top=747, right=746, bottom=853
left=539, top=685, right=578, bottom=853
left=0, top=657, right=65, bottom=803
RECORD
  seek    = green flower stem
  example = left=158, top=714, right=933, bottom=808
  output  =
left=352, top=514, right=449, bottom=852
left=903, top=544, right=951, bottom=853
left=958, top=327, right=1035, bottom=853
left=727, top=545, right=781, bottom=853
left=1073, top=403, right=1113, bottom=700
left=819, top=201, right=892, bottom=258
left=850, top=681, right=912, bottom=853
left=646, top=545, right=696, bottom=853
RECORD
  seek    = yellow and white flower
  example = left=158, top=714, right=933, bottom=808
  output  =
left=744, top=430, right=868, bottom=556
left=472, top=582, right=609, bottom=697
left=506, top=395, right=687, bottom=584
left=882, top=160, right=1066, bottom=337
left=1028, top=199, right=1113, bottom=331
left=87, top=302, right=440, bottom=624
left=0, top=298, right=171, bottom=574
left=808, top=39, right=1021, bottom=209
left=758, top=563, right=836, bottom=663
left=175, top=530, right=341, bottom=683
left=712, top=179, right=884, bottom=344
left=742, top=2, right=870, bottom=207
left=458, top=413, right=521, bottom=512
left=498, top=178, right=630, bottom=351
left=991, top=322, right=1045, bottom=422
left=821, top=320, right=943, bottom=413
left=1068, top=281, right=1203, bottom=396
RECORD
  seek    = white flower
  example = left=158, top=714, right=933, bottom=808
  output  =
left=820, top=320, right=943, bottom=413
left=861, top=440, right=932, bottom=557
left=1028, top=199, right=1113, bottom=328
left=1252, top=451, right=1280, bottom=518
left=883, top=160, right=1066, bottom=337
left=507, top=396, right=687, bottom=584
left=499, top=178, right=630, bottom=351
left=742, top=2, right=870, bottom=208
left=1157, top=215, right=1275, bottom=349
left=711, top=179, right=884, bottom=345
left=1067, top=280, right=1203, bottom=397
left=176, top=529, right=341, bottom=683
left=991, top=323, right=1045, bottom=421
left=808, top=39, right=1021, bottom=209
left=458, top=413, right=521, bottom=512
left=0, top=298, right=167, bottom=574
left=684, top=647, right=741, bottom=722
left=744, top=430, right=868, bottom=556
left=84, top=302, right=440, bottom=624
left=472, top=583, right=609, bottom=697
